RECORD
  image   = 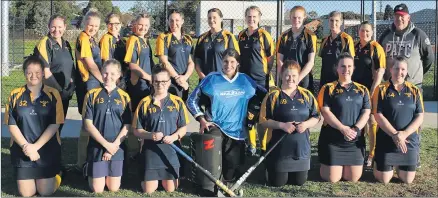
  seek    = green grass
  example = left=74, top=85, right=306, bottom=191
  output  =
left=1, top=128, right=437, bottom=197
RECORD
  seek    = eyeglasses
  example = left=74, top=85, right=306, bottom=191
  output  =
left=108, top=22, right=121, bottom=26
left=153, top=80, right=170, bottom=85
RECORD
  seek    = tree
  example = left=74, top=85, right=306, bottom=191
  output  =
left=53, top=1, right=81, bottom=29
left=112, top=6, right=122, bottom=16
left=384, top=4, right=394, bottom=21
left=308, top=11, right=318, bottom=19
left=79, top=0, right=114, bottom=28
left=168, top=0, right=200, bottom=34
left=342, top=11, right=361, bottom=20
left=128, top=1, right=166, bottom=32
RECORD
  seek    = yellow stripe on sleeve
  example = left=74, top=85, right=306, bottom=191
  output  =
left=100, top=33, right=111, bottom=61
left=36, top=36, right=50, bottom=66
left=155, top=33, right=166, bottom=56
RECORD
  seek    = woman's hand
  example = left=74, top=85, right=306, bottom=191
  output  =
left=280, top=122, right=296, bottom=134
left=392, top=131, right=409, bottom=153
left=104, top=142, right=119, bottom=155
left=23, top=143, right=39, bottom=157
left=102, top=151, right=112, bottom=161
left=199, top=118, right=214, bottom=134
left=28, top=151, right=40, bottom=162
left=340, top=126, right=357, bottom=141
left=152, top=132, right=164, bottom=142
left=295, top=122, right=308, bottom=133
left=162, top=135, right=178, bottom=144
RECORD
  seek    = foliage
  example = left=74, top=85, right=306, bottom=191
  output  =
left=384, top=4, right=394, bottom=21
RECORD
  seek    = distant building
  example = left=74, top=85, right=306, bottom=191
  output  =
left=195, top=1, right=284, bottom=39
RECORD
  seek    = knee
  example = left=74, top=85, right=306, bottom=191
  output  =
left=164, top=186, right=176, bottom=193
left=90, top=184, right=105, bottom=193
left=37, top=188, right=55, bottom=196
left=19, top=190, right=36, bottom=197
left=107, top=185, right=120, bottom=192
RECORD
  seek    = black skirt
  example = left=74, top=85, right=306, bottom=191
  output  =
left=318, top=125, right=366, bottom=166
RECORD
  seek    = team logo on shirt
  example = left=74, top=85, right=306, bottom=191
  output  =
left=167, top=106, right=175, bottom=112
left=387, top=92, right=396, bottom=98
left=346, top=96, right=353, bottom=102
left=172, top=40, right=179, bottom=45
left=248, top=112, right=254, bottom=120
left=219, top=89, right=245, bottom=98
left=291, top=105, right=298, bottom=111
left=363, top=50, right=369, bottom=54
left=353, top=89, right=360, bottom=94
left=204, top=39, right=209, bottom=42
left=216, top=38, right=223, bottom=42
left=298, top=99, right=305, bottom=104
left=280, top=99, right=287, bottom=104
left=30, top=109, right=37, bottom=115
left=40, top=100, right=49, bottom=107
left=114, top=99, right=122, bottom=105
left=141, top=43, right=148, bottom=48
left=397, top=100, right=404, bottom=106
left=404, top=93, right=412, bottom=98
left=335, top=89, right=344, bottom=94
left=19, top=100, right=27, bottom=107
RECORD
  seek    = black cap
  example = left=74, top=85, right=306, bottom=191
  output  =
left=394, top=4, right=409, bottom=15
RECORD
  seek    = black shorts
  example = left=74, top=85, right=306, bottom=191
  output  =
left=15, top=167, right=59, bottom=180
left=143, top=167, right=179, bottom=181
left=85, top=160, right=124, bottom=178
left=127, top=80, right=151, bottom=111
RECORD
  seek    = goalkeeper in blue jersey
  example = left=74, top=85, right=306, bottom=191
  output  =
left=187, top=48, right=266, bottom=183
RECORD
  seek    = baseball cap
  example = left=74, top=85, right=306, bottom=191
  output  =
left=394, top=4, right=409, bottom=16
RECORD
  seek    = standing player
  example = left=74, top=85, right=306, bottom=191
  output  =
left=100, top=13, right=127, bottom=89
left=133, top=66, right=190, bottom=194
left=5, top=56, right=64, bottom=197
left=353, top=21, right=386, bottom=166
left=319, top=11, right=355, bottom=87
left=317, top=54, right=371, bottom=183
left=372, top=56, right=424, bottom=184
left=193, top=8, right=240, bottom=80
left=259, top=60, right=320, bottom=187
left=238, top=5, right=275, bottom=89
left=82, top=60, right=131, bottom=193
left=124, top=14, right=155, bottom=111
left=75, top=9, right=103, bottom=171
left=276, top=6, right=316, bottom=90
left=34, top=14, right=75, bottom=135
left=156, top=9, right=195, bottom=101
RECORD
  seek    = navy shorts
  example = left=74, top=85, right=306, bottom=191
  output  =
left=85, top=160, right=123, bottom=178
left=15, top=167, right=59, bottom=180
left=143, top=167, right=179, bottom=181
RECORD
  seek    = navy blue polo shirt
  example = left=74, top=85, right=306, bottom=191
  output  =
left=372, top=81, right=424, bottom=151
left=100, top=32, right=126, bottom=62
left=318, top=32, right=355, bottom=86
left=260, top=87, right=319, bottom=160
left=133, top=94, right=190, bottom=170
left=318, top=81, right=371, bottom=145
left=5, top=85, right=64, bottom=168
left=277, top=28, right=317, bottom=72
left=76, top=31, right=102, bottom=83
left=35, top=35, right=75, bottom=89
left=124, top=35, right=154, bottom=89
left=238, top=28, right=275, bottom=86
left=193, top=30, right=240, bottom=76
left=83, top=87, right=132, bottom=162
left=156, top=32, right=193, bottom=75
left=353, top=40, right=386, bottom=89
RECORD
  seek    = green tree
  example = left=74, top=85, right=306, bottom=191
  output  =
left=168, top=0, right=200, bottom=34
left=53, top=1, right=81, bottom=29
left=80, top=0, right=114, bottom=28
left=384, top=5, right=394, bottom=21
left=129, top=1, right=166, bottom=32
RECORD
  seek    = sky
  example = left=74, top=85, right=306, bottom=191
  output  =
left=107, top=0, right=436, bottom=15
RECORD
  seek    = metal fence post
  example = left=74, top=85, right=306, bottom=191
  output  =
left=2, top=0, right=10, bottom=76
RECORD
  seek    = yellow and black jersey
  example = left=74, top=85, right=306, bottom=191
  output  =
left=124, top=35, right=154, bottom=77
left=75, top=31, right=102, bottom=83
left=156, top=32, right=193, bottom=75
left=5, top=85, right=64, bottom=168
left=372, top=81, right=424, bottom=151
left=276, top=27, right=317, bottom=69
left=82, top=87, right=132, bottom=161
left=317, top=81, right=370, bottom=145
left=318, top=32, right=355, bottom=86
left=133, top=94, right=190, bottom=169
left=34, top=35, right=74, bottom=89
left=193, top=30, right=240, bottom=76
left=259, top=87, right=319, bottom=151
left=238, top=28, right=275, bottom=86
left=100, top=32, right=126, bottom=63
left=353, top=40, right=386, bottom=89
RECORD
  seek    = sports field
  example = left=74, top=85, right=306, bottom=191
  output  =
left=1, top=128, right=436, bottom=197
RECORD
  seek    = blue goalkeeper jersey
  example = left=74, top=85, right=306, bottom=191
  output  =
left=187, top=72, right=260, bottom=140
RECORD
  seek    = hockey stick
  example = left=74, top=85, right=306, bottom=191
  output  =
left=230, top=132, right=288, bottom=192
left=169, top=143, right=237, bottom=197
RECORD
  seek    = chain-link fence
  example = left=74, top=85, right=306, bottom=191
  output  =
left=2, top=0, right=437, bottom=107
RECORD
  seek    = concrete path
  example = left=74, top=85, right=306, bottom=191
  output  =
left=2, top=101, right=437, bottom=137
